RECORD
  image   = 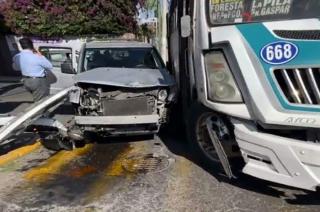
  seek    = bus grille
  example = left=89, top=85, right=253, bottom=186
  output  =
left=274, top=68, right=320, bottom=105
left=273, top=30, right=320, bottom=40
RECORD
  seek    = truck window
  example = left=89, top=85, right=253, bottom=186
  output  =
left=208, top=0, right=320, bottom=25
left=83, top=48, right=164, bottom=71
left=39, top=47, right=73, bottom=68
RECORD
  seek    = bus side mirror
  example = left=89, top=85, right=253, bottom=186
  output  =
left=181, top=15, right=191, bottom=38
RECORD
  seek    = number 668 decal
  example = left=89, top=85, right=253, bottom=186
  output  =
left=260, top=41, right=299, bottom=65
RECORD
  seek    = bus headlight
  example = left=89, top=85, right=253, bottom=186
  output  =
left=213, top=83, right=235, bottom=99
left=205, top=51, right=243, bottom=103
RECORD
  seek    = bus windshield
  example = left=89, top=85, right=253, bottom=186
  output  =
left=208, top=0, right=320, bottom=25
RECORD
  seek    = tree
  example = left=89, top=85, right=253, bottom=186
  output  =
left=144, top=0, right=158, bottom=17
left=0, top=6, right=9, bottom=34
left=0, top=16, right=7, bottom=33
left=0, top=0, right=146, bottom=36
left=138, top=23, right=152, bottom=42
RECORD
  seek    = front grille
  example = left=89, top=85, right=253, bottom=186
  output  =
left=273, top=30, right=320, bottom=40
left=274, top=68, right=320, bottom=105
left=102, top=96, right=155, bottom=116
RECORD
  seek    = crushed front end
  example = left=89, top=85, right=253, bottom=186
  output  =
left=70, top=83, right=174, bottom=137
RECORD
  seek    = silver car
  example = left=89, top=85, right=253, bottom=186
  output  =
left=62, top=41, right=176, bottom=139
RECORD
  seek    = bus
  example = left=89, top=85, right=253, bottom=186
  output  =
left=168, top=0, right=320, bottom=191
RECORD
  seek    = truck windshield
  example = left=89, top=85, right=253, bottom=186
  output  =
left=208, top=0, right=320, bottom=25
left=83, top=48, right=164, bottom=71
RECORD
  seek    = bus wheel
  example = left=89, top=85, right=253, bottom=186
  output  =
left=187, top=104, right=225, bottom=166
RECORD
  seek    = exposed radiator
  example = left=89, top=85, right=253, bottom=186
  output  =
left=274, top=68, right=320, bottom=105
left=102, top=96, right=155, bottom=116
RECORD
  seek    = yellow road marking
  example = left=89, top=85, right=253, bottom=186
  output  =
left=24, top=144, right=93, bottom=182
left=68, top=165, right=97, bottom=178
left=0, top=141, right=41, bottom=166
left=165, top=157, right=192, bottom=209
left=84, top=142, right=148, bottom=204
left=106, top=146, right=133, bottom=176
left=106, top=142, right=151, bottom=176
left=81, top=146, right=132, bottom=204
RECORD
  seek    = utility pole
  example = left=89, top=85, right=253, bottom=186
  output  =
left=160, top=0, right=168, bottom=62
left=155, top=0, right=159, bottom=48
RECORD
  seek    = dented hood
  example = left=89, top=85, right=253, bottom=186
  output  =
left=74, top=67, right=175, bottom=88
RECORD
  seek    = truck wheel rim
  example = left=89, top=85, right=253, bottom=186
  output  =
left=195, top=113, right=220, bottom=163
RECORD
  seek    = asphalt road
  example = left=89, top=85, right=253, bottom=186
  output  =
left=0, top=82, right=320, bottom=212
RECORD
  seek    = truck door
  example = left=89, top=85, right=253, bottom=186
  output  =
left=39, top=47, right=76, bottom=94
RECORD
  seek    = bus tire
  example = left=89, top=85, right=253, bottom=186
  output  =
left=186, top=103, right=224, bottom=167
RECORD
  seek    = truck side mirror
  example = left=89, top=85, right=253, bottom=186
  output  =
left=181, top=15, right=191, bottom=38
left=61, top=61, right=76, bottom=74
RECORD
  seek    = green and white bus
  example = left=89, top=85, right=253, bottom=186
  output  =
left=169, top=0, right=320, bottom=191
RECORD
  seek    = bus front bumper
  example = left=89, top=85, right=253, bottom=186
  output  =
left=233, top=120, right=320, bottom=191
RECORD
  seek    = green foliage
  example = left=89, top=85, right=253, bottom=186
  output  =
left=0, top=0, right=144, bottom=36
left=140, top=23, right=152, bottom=37
left=143, top=0, right=158, bottom=17
left=145, top=0, right=157, bottom=11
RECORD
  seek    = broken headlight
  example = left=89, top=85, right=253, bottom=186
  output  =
left=158, top=89, right=168, bottom=101
left=204, top=51, right=243, bottom=103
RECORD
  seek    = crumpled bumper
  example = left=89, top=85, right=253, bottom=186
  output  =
left=75, top=115, right=160, bottom=136
left=233, top=120, right=320, bottom=191
left=74, top=115, right=160, bottom=125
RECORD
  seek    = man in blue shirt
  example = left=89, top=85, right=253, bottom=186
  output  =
left=13, top=38, right=53, bottom=102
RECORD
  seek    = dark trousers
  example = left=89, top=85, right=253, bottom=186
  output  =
left=23, top=77, right=50, bottom=102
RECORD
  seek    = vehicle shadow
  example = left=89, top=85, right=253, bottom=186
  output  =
left=0, top=102, right=33, bottom=114
left=159, top=129, right=320, bottom=205
left=52, top=103, right=76, bottom=115
left=0, top=83, right=23, bottom=96
left=0, top=133, right=37, bottom=156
